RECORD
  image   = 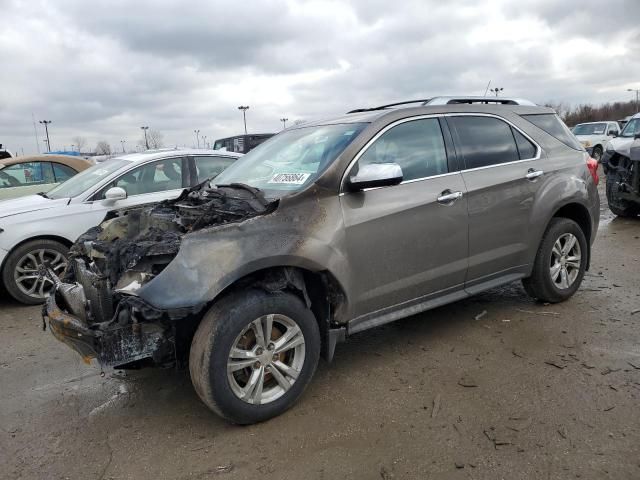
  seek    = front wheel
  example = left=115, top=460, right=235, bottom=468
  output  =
left=2, top=239, right=68, bottom=305
left=591, top=146, right=603, bottom=162
left=606, top=173, right=639, bottom=217
left=522, top=218, right=588, bottom=303
left=189, top=289, right=320, bottom=424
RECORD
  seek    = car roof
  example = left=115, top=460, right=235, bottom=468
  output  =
left=112, top=148, right=243, bottom=164
left=0, top=154, right=92, bottom=171
left=297, top=103, right=555, bottom=129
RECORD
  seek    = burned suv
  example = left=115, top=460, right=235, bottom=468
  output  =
left=45, top=97, right=600, bottom=424
left=601, top=113, right=640, bottom=217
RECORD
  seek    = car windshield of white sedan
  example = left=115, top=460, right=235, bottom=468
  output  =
left=573, top=123, right=607, bottom=135
left=47, top=160, right=130, bottom=199
left=213, top=123, right=366, bottom=195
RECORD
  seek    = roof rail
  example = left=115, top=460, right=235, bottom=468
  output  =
left=347, top=96, right=536, bottom=113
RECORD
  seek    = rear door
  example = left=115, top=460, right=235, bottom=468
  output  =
left=340, top=116, right=469, bottom=318
left=447, top=114, right=543, bottom=289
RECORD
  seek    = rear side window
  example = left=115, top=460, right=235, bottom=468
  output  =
left=450, top=116, right=519, bottom=169
left=356, top=118, right=448, bottom=181
left=512, top=128, right=537, bottom=159
left=522, top=114, right=582, bottom=150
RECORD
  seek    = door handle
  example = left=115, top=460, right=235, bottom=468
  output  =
left=437, top=190, right=463, bottom=204
left=525, top=168, right=544, bottom=180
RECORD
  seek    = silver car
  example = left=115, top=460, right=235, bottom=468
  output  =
left=46, top=97, right=600, bottom=424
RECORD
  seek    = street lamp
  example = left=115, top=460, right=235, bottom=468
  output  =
left=489, top=87, right=504, bottom=97
left=120, top=140, right=126, bottom=153
left=238, top=106, right=249, bottom=134
left=194, top=129, right=200, bottom=148
left=280, top=117, right=288, bottom=129
left=140, top=126, right=149, bottom=149
left=627, top=88, right=640, bottom=111
left=71, top=144, right=75, bottom=153
left=39, top=120, right=52, bottom=152
left=202, top=135, right=208, bottom=149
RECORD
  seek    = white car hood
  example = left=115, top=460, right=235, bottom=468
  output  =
left=605, top=136, right=635, bottom=156
left=0, top=194, right=70, bottom=219
left=574, top=134, right=607, bottom=145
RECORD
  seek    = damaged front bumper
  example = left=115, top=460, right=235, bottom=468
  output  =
left=44, top=280, right=176, bottom=368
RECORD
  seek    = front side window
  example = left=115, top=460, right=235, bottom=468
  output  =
left=0, top=162, right=54, bottom=188
left=215, top=123, right=367, bottom=197
left=451, top=116, right=520, bottom=169
left=194, top=156, right=237, bottom=183
left=107, top=157, right=184, bottom=197
left=355, top=118, right=448, bottom=181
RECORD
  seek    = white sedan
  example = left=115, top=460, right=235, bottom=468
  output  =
left=0, top=149, right=241, bottom=304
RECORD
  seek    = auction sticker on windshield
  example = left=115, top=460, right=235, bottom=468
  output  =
left=268, top=173, right=311, bottom=185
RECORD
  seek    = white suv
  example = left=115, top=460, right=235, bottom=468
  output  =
left=572, top=121, right=620, bottom=161
left=0, top=149, right=241, bottom=304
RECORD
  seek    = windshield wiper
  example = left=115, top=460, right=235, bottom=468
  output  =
left=37, top=192, right=50, bottom=199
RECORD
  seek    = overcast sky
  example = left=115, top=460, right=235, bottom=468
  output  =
left=1, top=0, right=639, bottom=155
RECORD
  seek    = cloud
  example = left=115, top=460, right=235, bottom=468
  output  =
left=0, top=0, right=638, bottom=154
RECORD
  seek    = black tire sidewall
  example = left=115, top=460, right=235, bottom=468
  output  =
left=204, top=289, right=320, bottom=424
left=539, top=219, right=588, bottom=300
left=2, top=239, right=69, bottom=305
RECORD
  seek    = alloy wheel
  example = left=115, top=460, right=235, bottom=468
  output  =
left=13, top=249, right=67, bottom=299
left=549, top=233, right=581, bottom=289
left=227, top=314, right=306, bottom=405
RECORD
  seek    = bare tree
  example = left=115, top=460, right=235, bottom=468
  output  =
left=71, top=136, right=87, bottom=153
left=95, top=141, right=112, bottom=155
left=138, top=129, right=164, bottom=149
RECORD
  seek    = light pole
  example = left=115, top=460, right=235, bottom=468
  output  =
left=489, top=87, right=504, bottom=97
left=202, top=135, right=208, bottom=149
left=194, top=129, right=200, bottom=148
left=238, top=106, right=249, bottom=134
left=120, top=140, right=126, bottom=153
left=39, top=120, right=52, bottom=152
left=140, top=126, right=149, bottom=149
left=627, top=88, right=640, bottom=111
left=280, top=117, right=288, bottom=129
left=71, top=144, right=75, bottom=153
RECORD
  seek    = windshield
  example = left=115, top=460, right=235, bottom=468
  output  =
left=47, top=159, right=130, bottom=199
left=620, top=118, right=640, bottom=138
left=573, top=123, right=607, bottom=135
left=213, top=123, right=367, bottom=196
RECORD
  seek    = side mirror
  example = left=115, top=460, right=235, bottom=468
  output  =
left=102, top=186, right=127, bottom=205
left=347, top=163, right=403, bottom=191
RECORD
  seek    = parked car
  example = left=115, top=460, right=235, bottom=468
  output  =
left=45, top=97, right=599, bottom=424
left=213, top=134, right=274, bottom=154
left=571, top=121, right=620, bottom=161
left=0, top=149, right=241, bottom=304
left=601, top=112, right=640, bottom=216
left=0, top=155, right=92, bottom=201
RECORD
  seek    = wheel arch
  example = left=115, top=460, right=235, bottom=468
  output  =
left=549, top=202, right=593, bottom=269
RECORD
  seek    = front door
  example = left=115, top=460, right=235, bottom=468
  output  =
left=340, top=117, right=469, bottom=318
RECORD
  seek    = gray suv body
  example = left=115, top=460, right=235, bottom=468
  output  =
left=45, top=97, right=600, bottom=423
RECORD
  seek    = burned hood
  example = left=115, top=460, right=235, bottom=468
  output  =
left=65, top=183, right=278, bottom=294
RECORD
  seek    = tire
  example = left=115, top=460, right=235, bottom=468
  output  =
left=522, top=218, right=588, bottom=303
left=591, top=145, right=603, bottom=162
left=189, top=289, right=320, bottom=424
left=606, top=173, right=639, bottom=217
left=2, top=239, right=69, bottom=305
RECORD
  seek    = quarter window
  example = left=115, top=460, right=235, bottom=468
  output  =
left=52, top=163, right=76, bottom=183
left=450, top=116, right=520, bottom=169
left=356, top=118, right=448, bottom=181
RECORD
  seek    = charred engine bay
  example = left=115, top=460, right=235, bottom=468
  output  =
left=65, top=183, right=278, bottom=311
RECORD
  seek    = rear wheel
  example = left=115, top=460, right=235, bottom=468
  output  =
left=522, top=218, right=588, bottom=303
left=2, top=239, right=68, bottom=305
left=189, top=289, right=320, bottom=424
left=606, top=173, right=640, bottom=217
